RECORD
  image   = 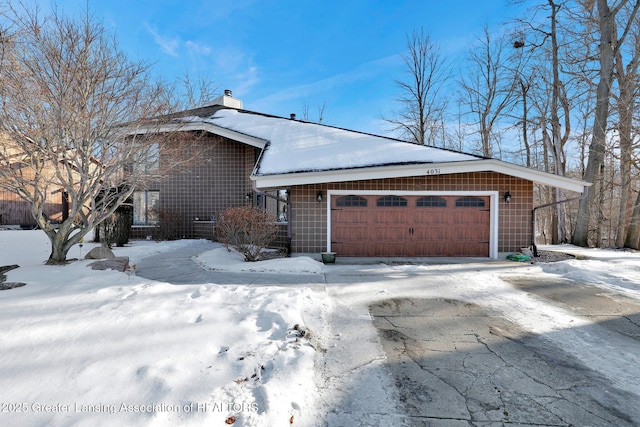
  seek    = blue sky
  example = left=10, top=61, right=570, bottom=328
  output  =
left=54, top=0, right=528, bottom=135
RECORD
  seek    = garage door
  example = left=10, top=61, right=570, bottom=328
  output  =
left=330, top=194, right=491, bottom=257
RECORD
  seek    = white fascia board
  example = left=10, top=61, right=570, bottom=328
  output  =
left=253, top=163, right=459, bottom=187
left=253, top=159, right=590, bottom=193
left=116, top=122, right=268, bottom=149
left=483, top=159, right=590, bottom=193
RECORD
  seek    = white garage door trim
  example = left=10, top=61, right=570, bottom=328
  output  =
left=326, top=190, right=499, bottom=259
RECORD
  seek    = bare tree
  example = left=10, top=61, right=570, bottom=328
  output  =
left=384, top=28, right=450, bottom=146
left=0, top=5, right=183, bottom=264
left=613, top=15, right=640, bottom=247
left=519, top=0, right=576, bottom=243
left=626, top=191, right=640, bottom=248
left=573, top=0, right=640, bottom=247
left=162, top=71, right=219, bottom=112
left=458, top=26, right=519, bottom=157
left=514, top=72, right=534, bottom=168
left=301, top=102, right=327, bottom=124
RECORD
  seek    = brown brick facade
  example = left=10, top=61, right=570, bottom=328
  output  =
left=134, top=133, right=257, bottom=239
left=287, top=172, right=533, bottom=254
left=133, top=132, right=534, bottom=255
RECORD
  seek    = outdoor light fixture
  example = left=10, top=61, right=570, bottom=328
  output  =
left=504, top=191, right=512, bottom=203
left=316, top=192, right=323, bottom=202
left=245, top=192, right=252, bottom=200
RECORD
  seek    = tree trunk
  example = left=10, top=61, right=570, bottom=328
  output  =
left=573, top=0, right=616, bottom=247
left=613, top=23, right=639, bottom=247
left=519, top=78, right=532, bottom=168
left=44, top=224, right=74, bottom=265
left=549, top=0, right=568, bottom=244
left=615, top=111, right=632, bottom=247
left=574, top=0, right=640, bottom=246
left=625, top=189, right=640, bottom=249
left=48, top=241, right=71, bottom=265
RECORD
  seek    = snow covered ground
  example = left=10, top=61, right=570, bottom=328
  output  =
left=1, top=230, right=640, bottom=426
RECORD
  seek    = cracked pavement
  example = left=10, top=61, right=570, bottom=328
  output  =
left=371, top=297, right=640, bottom=426
left=136, top=244, right=640, bottom=426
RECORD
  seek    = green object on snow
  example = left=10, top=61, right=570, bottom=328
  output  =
left=506, top=253, right=531, bottom=262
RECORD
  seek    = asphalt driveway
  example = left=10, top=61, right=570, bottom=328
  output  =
left=371, top=297, right=640, bottom=426
left=135, top=244, right=640, bottom=426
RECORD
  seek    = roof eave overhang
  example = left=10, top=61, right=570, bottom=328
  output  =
left=252, top=159, right=591, bottom=193
left=115, top=122, right=268, bottom=149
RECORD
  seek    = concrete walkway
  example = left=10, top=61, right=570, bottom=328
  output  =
left=135, top=240, right=510, bottom=286
left=135, top=241, right=326, bottom=286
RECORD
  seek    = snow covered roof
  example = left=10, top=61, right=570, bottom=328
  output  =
left=130, top=105, right=589, bottom=193
left=197, top=109, right=483, bottom=175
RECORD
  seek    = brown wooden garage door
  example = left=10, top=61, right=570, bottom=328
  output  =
left=330, top=194, right=490, bottom=257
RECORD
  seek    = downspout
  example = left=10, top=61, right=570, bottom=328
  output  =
left=531, top=187, right=589, bottom=257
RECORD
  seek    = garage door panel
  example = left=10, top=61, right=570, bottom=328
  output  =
left=412, top=243, right=454, bottom=257
left=376, top=226, right=409, bottom=240
left=453, top=211, right=489, bottom=224
left=331, top=194, right=491, bottom=257
left=374, top=242, right=407, bottom=256
left=333, top=210, right=369, bottom=223
left=333, top=241, right=373, bottom=257
left=331, top=242, right=373, bottom=256
left=414, top=210, right=450, bottom=224
left=332, top=225, right=371, bottom=240
left=453, top=227, right=489, bottom=240
left=448, top=242, right=490, bottom=257
left=373, top=211, right=409, bottom=224
left=413, top=226, right=449, bottom=240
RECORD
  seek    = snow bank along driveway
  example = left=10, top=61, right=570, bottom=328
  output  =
left=1, top=231, right=640, bottom=426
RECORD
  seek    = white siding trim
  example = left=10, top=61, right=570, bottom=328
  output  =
left=117, top=122, right=268, bottom=149
left=326, top=190, right=499, bottom=259
left=255, top=159, right=589, bottom=193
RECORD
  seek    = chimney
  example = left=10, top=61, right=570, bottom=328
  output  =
left=290, top=113, right=296, bottom=120
left=207, top=89, right=243, bottom=109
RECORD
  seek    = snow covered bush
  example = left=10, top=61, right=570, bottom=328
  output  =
left=216, top=206, right=278, bottom=261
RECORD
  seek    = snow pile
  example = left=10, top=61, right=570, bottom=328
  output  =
left=0, top=231, right=327, bottom=426
left=193, top=247, right=325, bottom=274
left=537, top=244, right=640, bottom=298
left=3, top=231, right=640, bottom=425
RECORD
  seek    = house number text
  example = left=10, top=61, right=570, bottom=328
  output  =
left=425, top=168, right=441, bottom=175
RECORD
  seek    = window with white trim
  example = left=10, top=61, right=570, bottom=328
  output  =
left=133, top=190, right=159, bottom=225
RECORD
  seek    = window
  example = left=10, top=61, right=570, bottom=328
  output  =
left=455, top=197, right=485, bottom=207
left=336, top=195, right=368, bottom=207
left=128, top=143, right=159, bottom=175
left=277, top=189, right=288, bottom=222
left=417, top=196, right=446, bottom=207
left=253, top=189, right=288, bottom=223
left=377, top=196, right=407, bottom=207
left=133, top=190, right=159, bottom=225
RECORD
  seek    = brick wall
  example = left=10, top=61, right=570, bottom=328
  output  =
left=287, top=172, right=533, bottom=254
left=153, top=133, right=257, bottom=238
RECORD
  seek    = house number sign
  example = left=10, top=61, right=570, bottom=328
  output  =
left=425, top=168, right=441, bottom=175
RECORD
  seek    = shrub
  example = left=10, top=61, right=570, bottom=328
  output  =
left=216, top=206, right=278, bottom=261
left=154, top=208, right=184, bottom=241
left=99, top=207, right=132, bottom=247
